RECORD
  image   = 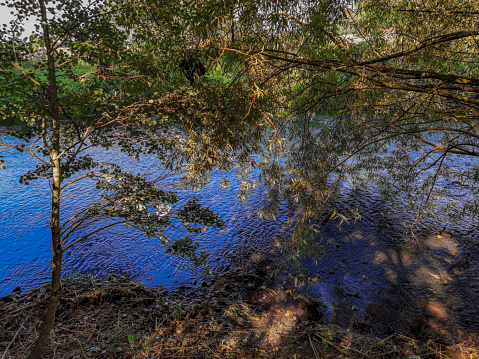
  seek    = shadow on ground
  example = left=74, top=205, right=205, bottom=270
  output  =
left=1, top=246, right=478, bottom=359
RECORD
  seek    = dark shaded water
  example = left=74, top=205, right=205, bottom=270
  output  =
left=1, top=141, right=479, bottom=338
left=300, top=188, right=479, bottom=338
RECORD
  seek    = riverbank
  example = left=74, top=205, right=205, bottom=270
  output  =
left=1, top=269, right=477, bottom=359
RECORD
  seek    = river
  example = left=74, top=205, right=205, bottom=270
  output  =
left=1, top=139, right=479, bottom=340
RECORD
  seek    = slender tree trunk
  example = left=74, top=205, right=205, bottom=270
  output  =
left=26, top=241, right=62, bottom=359
left=27, top=1, right=63, bottom=358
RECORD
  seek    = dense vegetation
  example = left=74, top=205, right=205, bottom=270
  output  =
left=1, top=0, right=478, bottom=357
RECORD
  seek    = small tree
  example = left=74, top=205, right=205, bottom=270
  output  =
left=0, top=1, right=224, bottom=358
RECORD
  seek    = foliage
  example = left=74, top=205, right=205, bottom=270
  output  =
left=2, top=0, right=479, bottom=356
left=0, top=1, right=225, bottom=357
left=116, top=0, right=479, bottom=233
left=0, top=0, right=225, bottom=261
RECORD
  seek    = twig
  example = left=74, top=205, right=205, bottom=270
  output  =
left=10, top=301, right=40, bottom=315
left=1, top=317, right=27, bottom=359
left=76, top=339, right=88, bottom=358
left=308, top=333, right=320, bottom=359
left=378, top=334, right=395, bottom=345
left=313, top=331, right=358, bottom=358
left=364, top=334, right=395, bottom=356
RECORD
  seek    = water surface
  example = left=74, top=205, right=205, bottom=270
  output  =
left=1, top=139, right=479, bottom=339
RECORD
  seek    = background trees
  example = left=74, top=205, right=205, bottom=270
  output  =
left=125, top=0, right=479, bottom=230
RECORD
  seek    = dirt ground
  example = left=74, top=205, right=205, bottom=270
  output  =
left=1, top=268, right=478, bottom=359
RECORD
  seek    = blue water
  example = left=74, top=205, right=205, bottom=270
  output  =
left=2, top=133, right=479, bottom=336
left=0, top=143, right=285, bottom=296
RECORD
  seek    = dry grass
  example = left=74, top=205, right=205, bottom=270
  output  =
left=1, top=273, right=478, bottom=359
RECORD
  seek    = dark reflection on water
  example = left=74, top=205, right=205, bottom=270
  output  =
left=297, top=187, right=479, bottom=338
